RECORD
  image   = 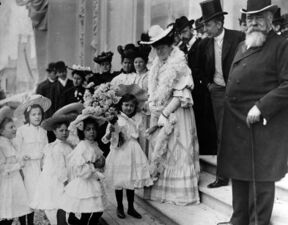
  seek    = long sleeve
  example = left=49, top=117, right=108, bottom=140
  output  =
left=53, top=149, right=69, bottom=183
left=0, top=150, right=22, bottom=175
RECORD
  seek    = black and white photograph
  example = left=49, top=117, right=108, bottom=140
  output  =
left=0, top=0, right=288, bottom=224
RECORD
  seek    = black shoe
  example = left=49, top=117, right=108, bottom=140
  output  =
left=127, top=208, right=142, bottom=219
left=217, top=222, right=233, bottom=225
left=207, top=178, right=229, bottom=188
left=117, top=207, right=126, bottom=219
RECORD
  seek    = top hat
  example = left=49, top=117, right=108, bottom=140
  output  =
left=195, top=17, right=204, bottom=30
left=54, top=61, right=67, bottom=72
left=200, top=0, right=228, bottom=23
left=240, top=0, right=278, bottom=15
left=140, top=25, right=173, bottom=45
left=174, top=16, right=194, bottom=33
left=273, top=7, right=283, bottom=24
left=93, top=51, right=114, bottom=64
left=46, top=63, right=56, bottom=73
left=117, top=44, right=138, bottom=60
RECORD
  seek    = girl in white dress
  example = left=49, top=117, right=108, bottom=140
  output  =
left=60, top=115, right=106, bottom=225
left=0, top=106, right=32, bottom=225
left=30, top=115, right=73, bottom=225
left=14, top=95, right=51, bottom=224
left=103, top=94, right=153, bottom=219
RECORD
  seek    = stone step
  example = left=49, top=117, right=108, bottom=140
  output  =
left=199, top=171, right=288, bottom=225
left=200, top=155, right=288, bottom=202
left=135, top=190, right=229, bottom=225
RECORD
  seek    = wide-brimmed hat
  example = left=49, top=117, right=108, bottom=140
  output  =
left=174, top=16, right=194, bottom=33
left=42, top=114, right=76, bottom=131
left=0, top=106, right=13, bottom=125
left=93, top=51, right=113, bottom=64
left=67, top=64, right=92, bottom=78
left=273, top=7, right=283, bottom=24
left=69, top=113, right=105, bottom=133
left=195, top=17, right=204, bottom=30
left=54, top=102, right=84, bottom=118
left=139, top=25, right=173, bottom=45
left=200, top=0, right=228, bottom=23
left=240, top=0, right=278, bottom=15
left=54, top=61, right=67, bottom=72
left=116, top=84, right=148, bottom=111
left=46, top=62, right=56, bottom=73
left=117, top=44, right=138, bottom=60
left=14, top=94, right=51, bottom=118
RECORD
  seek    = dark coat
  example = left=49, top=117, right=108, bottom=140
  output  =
left=198, top=29, right=245, bottom=85
left=36, top=79, right=56, bottom=118
left=51, top=79, right=74, bottom=111
left=218, top=31, right=288, bottom=182
left=59, top=86, right=86, bottom=106
left=88, top=72, right=119, bottom=87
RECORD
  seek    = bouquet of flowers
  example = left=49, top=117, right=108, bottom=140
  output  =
left=83, top=82, right=120, bottom=124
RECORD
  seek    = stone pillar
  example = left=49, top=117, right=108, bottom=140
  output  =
left=47, top=0, right=79, bottom=67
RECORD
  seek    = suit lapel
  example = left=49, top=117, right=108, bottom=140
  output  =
left=222, top=29, right=231, bottom=64
left=233, top=43, right=262, bottom=65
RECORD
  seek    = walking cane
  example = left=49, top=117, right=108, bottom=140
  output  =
left=249, top=124, right=258, bottom=225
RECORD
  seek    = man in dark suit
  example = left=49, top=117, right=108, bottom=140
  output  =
left=217, top=1, right=288, bottom=224
left=198, top=0, right=245, bottom=188
left=174, top=16, right=217, bottom=155
left=36, top=63, right=57, bottom=118
left=52, top=61, right=73, bottom=111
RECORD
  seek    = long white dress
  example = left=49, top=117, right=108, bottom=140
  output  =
left=103, top=112, right=153, bottom=190
left=0, top=136, right=32, bottom=220
left=15, top=124, right=48, bottom=204
left=31, top=139, right=72, bottom=210
left=146, top=47, right=200, bottom=205
left=60, top=140, right=106, bottom=213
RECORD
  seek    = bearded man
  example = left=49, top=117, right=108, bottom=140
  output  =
left=217, top=1, right=288, bottom=225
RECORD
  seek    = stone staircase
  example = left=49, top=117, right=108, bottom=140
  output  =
left=131, top=155, right=288, bottom=225
left=199, top=156, right=288, bottom=225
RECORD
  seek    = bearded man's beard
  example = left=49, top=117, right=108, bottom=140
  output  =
left=245, top=27, right=267, bottom=49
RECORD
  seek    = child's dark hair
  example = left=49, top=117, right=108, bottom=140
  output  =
left=24, top=104, right=44, bottom=124
left=117, top=94, right=138, bottom=117
left=77, top=117, right=99, bottom=140
left=0, top=117, right=13, bottom=135
left=52, top=121, right=69, bottom=131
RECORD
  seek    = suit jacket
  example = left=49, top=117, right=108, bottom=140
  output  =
left=198, top=29, right=245, bottom=85
left=36, top=79, right=56, bottom=118
left=218, top=31, right=288, bottom=181
left=51, top=79, right=73, bottom=112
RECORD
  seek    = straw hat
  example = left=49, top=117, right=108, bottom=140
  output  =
left=54, top=102, right=84, bottom=117
left=139, top=25, right=173, bottom=45
left=0, top=106, right=13, bottom=125
left=42, top=114, right=76, bottom=131
left=14, top=94, right=51, bottom=118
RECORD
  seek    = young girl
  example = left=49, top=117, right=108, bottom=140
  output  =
left=60, top=114, right=106, bottom=225
left=30, top=115, right=74, bottom=225
left=14, top=95, right=51, bottom=223
left=103, top=94, right=153, bottom=219
left=0, top=106, right=32, bottom=225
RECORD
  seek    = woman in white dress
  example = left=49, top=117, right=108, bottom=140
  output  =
left=14, top=95, right=51, bottom=223
left=141, top=25, right=200, bottom=205
left=111, top=44, right=137, bottom=86
left=0, top=106, right=32, bottom=225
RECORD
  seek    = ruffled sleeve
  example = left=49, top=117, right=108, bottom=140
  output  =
left=173, top=65, right=194, bottom=107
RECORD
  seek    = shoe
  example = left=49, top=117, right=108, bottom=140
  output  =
left=207, top=178, right=229, bottom=188
left=217, top=222, right=233, bottom=225
left=117, top=207, right=126, bottom=219
left=127, top=208, right=142, bottom=219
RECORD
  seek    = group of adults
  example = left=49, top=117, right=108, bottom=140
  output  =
left=34, top=0, right=288, bottom=224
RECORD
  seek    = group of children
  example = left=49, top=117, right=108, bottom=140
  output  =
left=0, top=92, right=153, bottom=225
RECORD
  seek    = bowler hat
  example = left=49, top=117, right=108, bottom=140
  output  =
left=240, top=0, right=278, bottom=15
left=93, top=51, right=113, bottom=64
left=273, top=7, right=283, bottom=24
left=174, top=16, right=194, bottom=33
left=46, top=63, right=56, bottom=72
left=54, top=61, right=67, bottom=72
left=200, top=0, right=227, bottom=23
left=117, top=44, right=138, bottom=60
